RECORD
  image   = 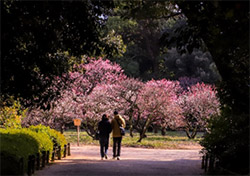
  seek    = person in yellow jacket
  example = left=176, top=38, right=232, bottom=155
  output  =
left=111, top=110, right=126, bottom=160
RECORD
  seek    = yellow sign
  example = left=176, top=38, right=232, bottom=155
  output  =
left=73, top=119, right=81, bottom=126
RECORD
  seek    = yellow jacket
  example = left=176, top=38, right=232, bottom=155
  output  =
left=111, top=114, right=126, bottom=137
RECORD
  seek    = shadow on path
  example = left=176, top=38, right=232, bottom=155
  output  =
left=36, top=146, right=204, bottom=176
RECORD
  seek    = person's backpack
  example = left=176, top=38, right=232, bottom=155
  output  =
left=116, top=119, right=125, bottom=136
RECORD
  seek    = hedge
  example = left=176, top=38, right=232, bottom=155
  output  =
left=0, top=128, right=53, bottom=175
left=0, top=125, right=68, bottom=175
left=29, top=125, right=67, bottom=155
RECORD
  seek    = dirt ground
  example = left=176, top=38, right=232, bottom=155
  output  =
left=35, top=145, right=204, bottom=176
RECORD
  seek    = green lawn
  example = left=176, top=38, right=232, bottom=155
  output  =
left=64, top=130, right=203, bottom=149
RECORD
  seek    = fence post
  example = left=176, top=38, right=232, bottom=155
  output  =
left=208, top=154, right=215, bottom=171
left=58, top=146, right=61, bottom=160
left=215, top=159, right=220, bottom=170
left=67, top=143, right=71, bottom=156
left=64, top=144, right=67, bottom=158
left=36, top=153, right=40, bottom=170
left=42, top=151, right=46, bottom=168
left=27, top=155, right=32, bottom=176
left=51, top=147, right=55, bottom=161
left=31, top=155, right=35, bottom=174
left=51, top=145, right=56, bottom=161
left=201, top=155, right=205, bottom=169
left=46, top=151, right=50, bottom=164
left=204, top=153, right=209, bottom=172
left=51, top=150, right=55, bottom=161
left=19, top=157, right=24, bottom=175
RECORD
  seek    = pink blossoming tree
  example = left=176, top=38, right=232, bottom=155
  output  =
left=22, top=89, right=84, bottom=133
left=136, top=79, right=183, bottom=142
left=70, top=58, right=127, bottom=97
left=109, top=78, right=144, bottom=137
left=68, top=58, right=127, bottom=137
left=23, top=58, right=220, bottom=142
left=79, top=84, right=125, bottom=138
left=178, top=83, right=220, bottom=138
left=23, top=58, right=127, bottom=135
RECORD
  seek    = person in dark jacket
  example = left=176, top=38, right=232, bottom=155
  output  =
left=98, top=114, right=112, bottom=160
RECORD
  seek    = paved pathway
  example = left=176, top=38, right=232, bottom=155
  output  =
left=35, top=145, right=204, bottom=176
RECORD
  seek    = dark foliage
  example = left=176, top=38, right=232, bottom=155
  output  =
left=1, top=1, right=114, bottom=108
left=200, top=108, right=249, bottom=174
left=168, top=1, right=249, bottom=174
left=166, top=1, right=249, bottom=113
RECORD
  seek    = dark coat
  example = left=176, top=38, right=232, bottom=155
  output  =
left=98, top=118, right=112, bottom=138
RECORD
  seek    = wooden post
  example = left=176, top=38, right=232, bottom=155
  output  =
left=204, top=154, right=209, bottom=172
left=52, top=146, right=56, bottom=161
left=27, top=155, right=32, bottom=176
left=201, top=155, right=205, bottom=169
left=215, top=159, right=219, bottom=169
left=46, top=151, right=49, bottom=164
left=51, top=149, right=55, bottom=161
left=77, top=126, right=80, bottom=146
left=73, top=119, right=81, bottom=146
left=19, top=157, right=24, bottom=175
left=58, top=146, right=61, bottom=160
left=68, top=143, right=71, bottom=156
left=36, top=153, right=40, bottom=170
left=209, top=154, right=214, bottom=171
left=64, top=144, right=67, bottom=157
left=31, top=155, right=35, bottom=174
left=27, top=155, right=35, bottom=175
left=42, top=151, right=46, bottom=168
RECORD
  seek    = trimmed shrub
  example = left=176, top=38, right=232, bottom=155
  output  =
left=0, top=128, right=53, bottom=175
left=0, top=151, right=25, bottom=175
left=29, top=125, right=67, bottom=154
left=0, top=125, right=67, bottom=175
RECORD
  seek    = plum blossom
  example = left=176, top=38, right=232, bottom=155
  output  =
left=178, top=83, right=220, bottom=138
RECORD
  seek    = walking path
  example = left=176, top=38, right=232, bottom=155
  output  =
left=35, top=145, right=203, bottom=176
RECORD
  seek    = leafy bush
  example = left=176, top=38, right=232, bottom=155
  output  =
left=29, top=124, right=67, bottom=154
left=200, top=107, right=249, bottom=174
left=51, top=129, right=67, bottom=147
left=0, top=97, right=27, bottom=129
left=0, top=128, right=53, bottom=175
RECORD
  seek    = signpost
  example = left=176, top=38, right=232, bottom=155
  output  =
left=73, top=119, right=81, bottom=146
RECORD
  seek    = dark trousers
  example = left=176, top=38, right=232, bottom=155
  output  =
left=113, top=137, right=122, bottom=157
left=99, top=137, right=109, bottom=158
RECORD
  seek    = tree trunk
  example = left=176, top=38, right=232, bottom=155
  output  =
left=129, top=116, right=134, bottom=137
left=137, top=118, right=151, bottom=142
left=185, top=127, right=198, bottom=139
left=137, top=133, right=143, bottom=143
left=129, top=126, right=134, bottom=137
left=144, top=25, right=160, bottom=78
left=154, top=126, right=158, bottom=134
left=185, top=128, right=192, bottom=139
left=190, top=126, right=198, bottom=139
left=161, top=127, right=166, bottom=136
left=60, top=128, right=64, bottom=134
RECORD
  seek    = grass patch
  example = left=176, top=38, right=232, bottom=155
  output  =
left=64, top=130, right=203, bottom=149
